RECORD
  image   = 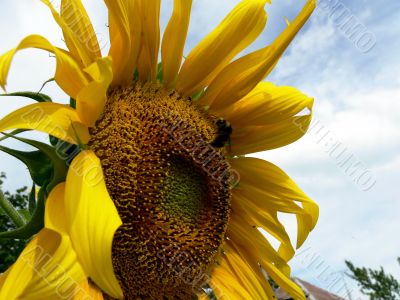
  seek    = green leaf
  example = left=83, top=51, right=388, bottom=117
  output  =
left=0, top=145, right=53, bottom=186
left=0, top=91, right=52, bottom=102
left=0, top=187, right=46, bottom=239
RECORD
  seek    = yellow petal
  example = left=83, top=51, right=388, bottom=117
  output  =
left=200, top=0, right=316, bottom=110
left=0, top=34, right=89, bottom=98
left=263, top=260, right=306, bottom=300
left=209, top=244, right=275, bottom=300
left=73, top=280, right=105, bottom=300
left=0, top=228, right=86, bottom=300
left=230, top=114, right=312, bottom=155
left=231, top=157, right=319, bottom=248
left=176, top=0, right=269, bottom=96
left=45, top=183, right=68, bottom=233
left=0, top=102, right=90, bottom=145
left=41, top=0, right=101, bottom=66
left=45, top=185, right=105, bottom=300
left=227, top=215, right=290, bottom=275
left=76, top=56, right=113, bottom=127
left=231, top=191, right=295, bottom=261
left=219, top=82, right=314, bottom=126
left=123, top=0, right=142, bottom=82
left=137, top=0, right=161, bottom=82
left=104, top=0, right=136, bottom=86
left=161, top=0, right=192, bottom=88
left=64, top=151, right=123, bottom=299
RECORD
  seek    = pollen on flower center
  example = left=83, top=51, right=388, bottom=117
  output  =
left=89, top=82, right=231, bottom=299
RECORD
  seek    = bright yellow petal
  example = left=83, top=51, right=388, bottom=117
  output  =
left=123, top=0, right=142, bottom=82
left=0, top=34, right=89, bottom=98
left=45, top=183, right=68, bottom=233
left=230, top=114, right=312, bottom=155
left=263, top=260, right=306, bottom=300
left=209, top=244, right=275, bottom=300
left=231, top=157, right=319, bottom=248
left=64, top=151, right=123, bottom=299
left=74, top=280, right=105, bottom=300
left=161, top=0, right=192, bottom=88
left=76, top=56, right=113, bottom=127
left=176, top=0, right=269, bottom=96
left=41, top=0, right=101, bottom=66
left=104, top=0, right=134, bottom=86
left=0, top=102, right=90, bottom=145
left=219, top=82, right=314, bottom=126
left=231, top=191, right=295, bottom=261
left=137, top=0, right=161, bottom=82
left=200, top=0, right=315, bottom=110
left=45, top=184, right=106, bottom=300
left=0, top=228, right=86, bottom=300
left=227, top=215, right=290, bottom=275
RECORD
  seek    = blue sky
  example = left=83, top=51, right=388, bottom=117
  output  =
left=0, top=1, right=399, bottom=299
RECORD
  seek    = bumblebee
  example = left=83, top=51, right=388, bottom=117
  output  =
left=211, top=118, right=232, bottom=148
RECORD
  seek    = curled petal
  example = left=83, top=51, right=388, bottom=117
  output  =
left=76, top=57, right=113, bottom=127
left=64, top=151, right=123, bottom=299
left=0, top=34, right=88, bottom=98
left=0, top=228, right=86, bottom=300
left=0, top=102, right=90, bottom=145
left=231, top=157, right=319, bottom=248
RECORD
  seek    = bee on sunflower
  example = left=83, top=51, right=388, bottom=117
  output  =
left=0, top=0, right=318, bottom=299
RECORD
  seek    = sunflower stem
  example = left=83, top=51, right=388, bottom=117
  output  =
left=0, top=189, right=26, bottom=228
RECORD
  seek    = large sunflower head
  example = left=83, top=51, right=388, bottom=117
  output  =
left=0, top=0, right=318, bottom=299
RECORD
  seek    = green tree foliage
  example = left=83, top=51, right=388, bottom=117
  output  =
left=0, top=173, right=29, bottom=273
left=345, top=259, right=400, bottom=299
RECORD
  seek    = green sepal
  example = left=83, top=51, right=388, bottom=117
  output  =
left=70, top=97, right=76, bottom=109
left=4, top=134, right=69, bottom=192
left=0, top=144, right=53, bottom=187
left=0, top=129, right=29, bottom=142
left=0, top=187, right=46, bottom=239
left=157, top=62, right=163, bottom=83
left=28, top=183, right=36, bottom=214
left=133, top=68, right=139, bottom=81
left=0, top=91, right=52, bottom=103
left=17, top=209, right=31, bottom=222
left=192, top=89, right=205, bottom=101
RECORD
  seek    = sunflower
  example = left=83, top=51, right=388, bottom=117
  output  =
left=0, top=0, right=318, bottom=299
